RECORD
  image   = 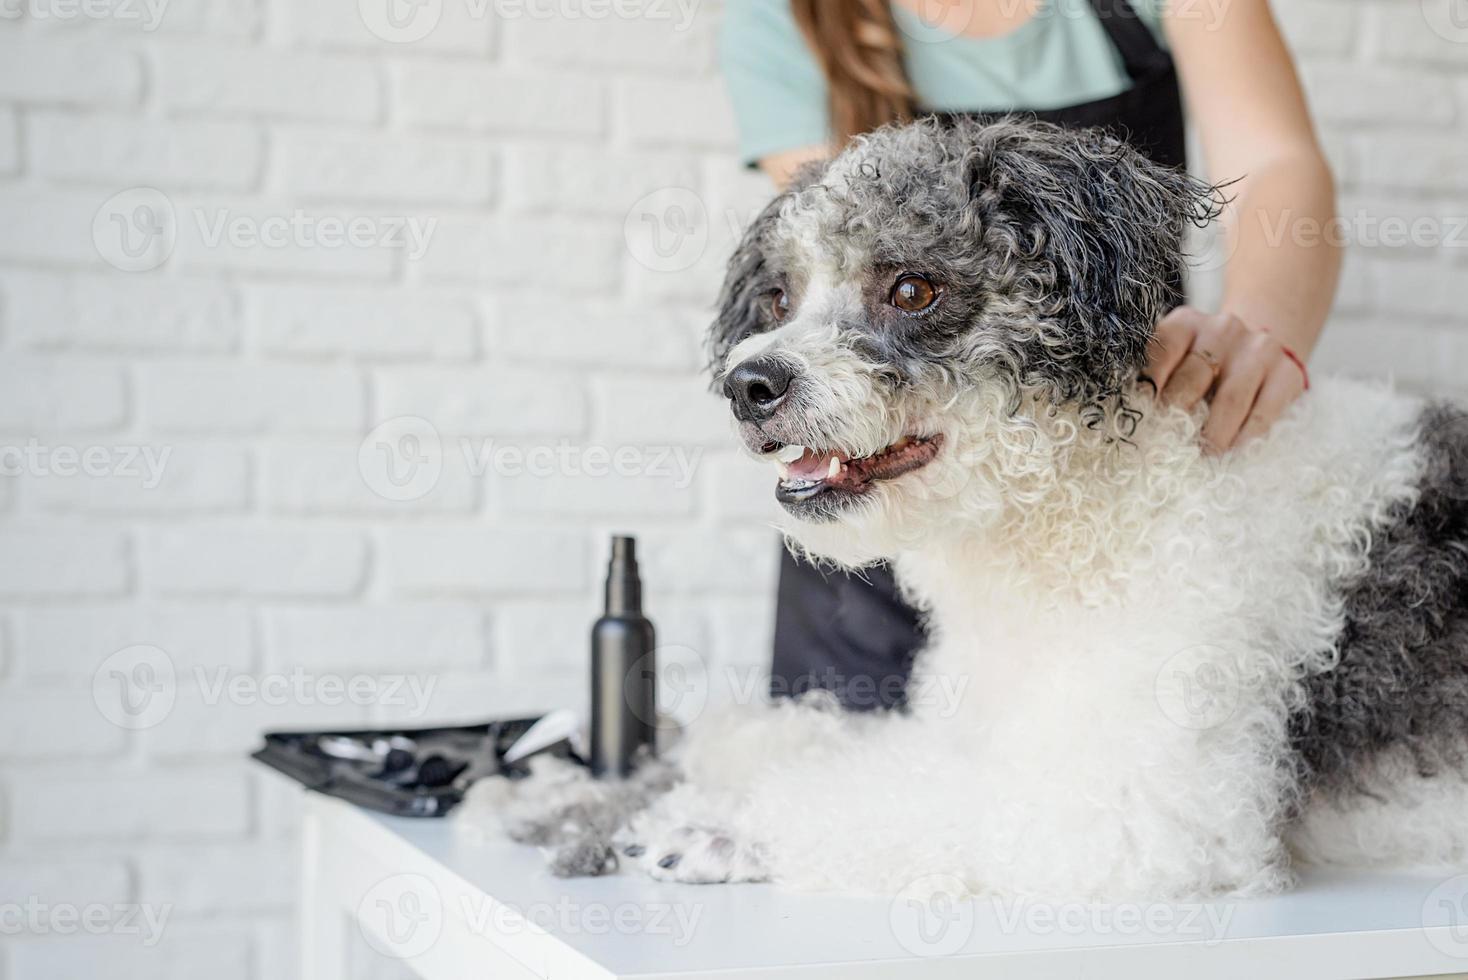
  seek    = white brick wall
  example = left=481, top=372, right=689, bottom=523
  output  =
left=0, top=1, right=1464, bottom=977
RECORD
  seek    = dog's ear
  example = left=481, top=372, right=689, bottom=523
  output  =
left=966, top=121, right=1224, bottom=405
left=706, top=160, right=828, bottom=383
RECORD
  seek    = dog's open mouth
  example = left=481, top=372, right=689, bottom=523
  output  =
left=763, top=435, right=943, bottom=512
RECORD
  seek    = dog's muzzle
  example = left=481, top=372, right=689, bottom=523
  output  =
left=722, top=352, right=945, bottom=522
left=723, top=355, right=795, bottom=424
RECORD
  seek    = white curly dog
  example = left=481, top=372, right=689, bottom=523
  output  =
left=463, top=118, right=1468, bottom=901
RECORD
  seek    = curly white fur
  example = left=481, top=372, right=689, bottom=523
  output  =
left=464, top=119, right=1468, bottom=901
left=623, top=378, right=1456, bottom=899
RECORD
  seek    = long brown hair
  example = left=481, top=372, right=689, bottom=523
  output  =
left=790, top=0, right=916, bottom=147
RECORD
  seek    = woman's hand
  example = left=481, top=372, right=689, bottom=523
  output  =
left=1144, top=306, right=1309, bottom=454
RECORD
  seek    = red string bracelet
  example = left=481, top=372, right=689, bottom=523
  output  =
left=1257, top=325, right=1310, bottom=391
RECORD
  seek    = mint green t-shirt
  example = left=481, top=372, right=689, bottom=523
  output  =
left=720, top=0, right=1167, bottom=165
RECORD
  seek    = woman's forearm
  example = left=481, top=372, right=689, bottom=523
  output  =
left=1217, top=151, right=1342, bottom=359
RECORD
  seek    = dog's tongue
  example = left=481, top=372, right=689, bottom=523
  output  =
left=787, top=448, right=844, bottom=482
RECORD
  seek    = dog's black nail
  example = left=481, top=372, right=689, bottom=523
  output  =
left=624, top=844, right=645, bottom=857
left=658, top=853, right=680, bottom=869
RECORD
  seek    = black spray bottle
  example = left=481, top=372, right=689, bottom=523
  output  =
left=589, top=536, right=657, bottom=778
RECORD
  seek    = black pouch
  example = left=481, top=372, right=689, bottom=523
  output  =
left=251, top=716, right=573, bottom=818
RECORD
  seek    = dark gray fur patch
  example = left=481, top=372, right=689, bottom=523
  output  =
left=707, top=160, right=828, bottom=382
left=707, top=118, right=1224, bottom=417
left=1291, top=402, right=1468, bottom=795
left=499, top=758, right=680, bottom=877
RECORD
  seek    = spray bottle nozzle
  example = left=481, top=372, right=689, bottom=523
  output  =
left=604, top=534, right=643, bottom=617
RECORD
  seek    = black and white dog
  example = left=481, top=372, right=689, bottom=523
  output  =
left=468, top=118, right=1468, bottom=900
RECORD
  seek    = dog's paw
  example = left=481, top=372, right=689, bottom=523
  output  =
left=619, top=825, right=769, bottom=884
left=547, top=837, right=617, bottom=878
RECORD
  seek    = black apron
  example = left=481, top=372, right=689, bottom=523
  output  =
left=771, top=0, right=1186, bottom=711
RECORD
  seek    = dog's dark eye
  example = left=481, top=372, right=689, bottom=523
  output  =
left=891, top=274, right=939, bottom=314
left=770, top=289, right=791, bottom=322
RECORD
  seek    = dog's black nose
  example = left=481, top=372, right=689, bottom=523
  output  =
left=723, top=356, right=794, bottom=421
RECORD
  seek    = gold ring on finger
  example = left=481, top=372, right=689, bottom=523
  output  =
left=1188, top=348, right=1220, bottom=372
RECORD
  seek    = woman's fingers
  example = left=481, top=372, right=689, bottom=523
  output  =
left=1237, top=358, right=1307, bottom=446
left=1158, top=311, right=1252, bottom=412
left=1200, top=332, right=1274, bottom=452
left=1160, top=344, right=1219, bottom=409
left=1147, top=307, right=1309, bottom=451
left=1145, top=308, right=1203, bottom=392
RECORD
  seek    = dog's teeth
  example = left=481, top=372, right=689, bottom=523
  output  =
left=827, top=456, right=841, bottom=480
left=776, top=461, right=790, bottom=479
left=776, top=444, right=806, bottom=463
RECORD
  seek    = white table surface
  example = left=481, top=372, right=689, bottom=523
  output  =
left=300, top=791, right=1468, bottom=980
